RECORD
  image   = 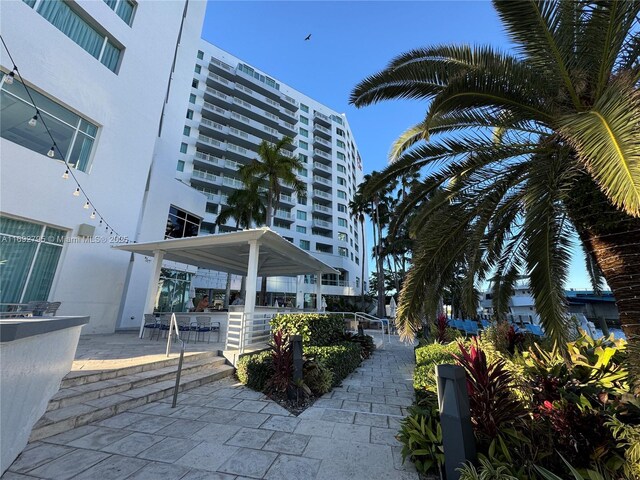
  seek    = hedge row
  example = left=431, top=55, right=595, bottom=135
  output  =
left=413, top=341, right=459, bottom=396
left=237, top=341, right=362, bottom=391
left=270, top=313, right=345, bottom=346
left=305, top=342, right=362, bottom=387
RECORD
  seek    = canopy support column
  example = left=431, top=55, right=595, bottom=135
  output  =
left=244, top=240, right=260, bottom=316
left=139, top=250, right=164, bottom=338
left=316, top=270, right=323, bottom=312
left=296, top=275, right=304, bottom=310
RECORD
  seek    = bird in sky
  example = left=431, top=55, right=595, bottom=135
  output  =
left=304, top=34, right=311, bottom=41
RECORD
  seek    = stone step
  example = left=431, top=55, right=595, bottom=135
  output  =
left=47, top=356, right=227, bottom=412
left=62, top=351, right=220, bottom=388
left=30, top=363, right=235, bottom=442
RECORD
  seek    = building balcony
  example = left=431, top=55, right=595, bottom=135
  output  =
left=206, top=72, right=234, bottom=95
left=196, top=134, right=226, bottom=154
left=281, top=94, right=298, bottom=109
left=209, top=57, right=235, bottom=81
left=314, top=136, right=332, bottom=149
left=194, top=187, right=229, bottom=205
left=194, top=150, right=224, bottom=169
left=199, top=118, right=227, bottom=135
left=313, top=123, right=332, bottom=139
left=313, top=110, right=331, bottom=127
left=201, top=101, right=228, bottom=123
left=312, top=162, right=332, bottom=175
left=204, top=86, right=231, bottom=104
left=313, top=149, right=332, bottom=162
left=313, top=218, right=332, bottom=230
left=312, top=203, right=332, bottom=214
left=275, top=209, right=294, bottom=222
left=312, top=189, right=332, bottom=201
left=279, top=193, right=295, bottom=205
left=313, top=175, right=332, bottom=187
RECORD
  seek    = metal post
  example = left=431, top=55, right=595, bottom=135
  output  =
left=291, top=335, right=303, bottom=383
left=171, top=340, right=184, bottom=408
left=436, top=364, right=476, bottom=480
left=139, top=250, right=165, bottom=338
left=316, top=270, right=322, bottom=312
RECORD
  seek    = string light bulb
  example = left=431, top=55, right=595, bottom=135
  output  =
left=90, top=211, right=96, bottom=219
left=47, top=145, right=55, bottom=157
left=83, top=201, right=90, bottom=209
left=73, top=187, right=80, bottom=197
left=5, top=69, right=15, bottom=85
left=28, top=114, right=37, bottom=127
left=62, top=169, right=69, bottom=179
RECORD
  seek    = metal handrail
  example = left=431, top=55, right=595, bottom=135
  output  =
left=165, top=313, right=186, bottom=408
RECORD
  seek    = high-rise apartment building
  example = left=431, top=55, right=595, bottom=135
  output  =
left=178, top=43, right=368, bottom=304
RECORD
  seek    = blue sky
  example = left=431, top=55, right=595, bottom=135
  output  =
left=202, top=1, right=592, bottom=289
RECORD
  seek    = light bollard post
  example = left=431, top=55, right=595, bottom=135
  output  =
left=291, top=335, right=303, bottom=383
left=436, top=364, right=476, bottom=480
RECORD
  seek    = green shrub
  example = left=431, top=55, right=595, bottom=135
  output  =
left=236, top=350, right=272, bottom=391
left=305, top=342, right=361, bottom=386
left=397, top=404, right=444, bottom=476
left=303, top=359, right=333, bottom=395
left=415, top=341, right=459, bottom=366
left=344, top=332, right=376, bottom=359
left=271, top=313, right=345, bottom=346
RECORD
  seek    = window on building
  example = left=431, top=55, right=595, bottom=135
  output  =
left=283, top=236, right=293, bottom=243
left=197, top=50, right=204, bottom=60
left=176, top=160, right=185, bottom=172
left=338, top=247, right=348, bottom=257
left=0, top=216, right=66, bottom=304
left=337, top=164, right=346, bottom=174
left=273, top=219, right=290, bottom=229
left=28, top=0, right=122, bottom=72
left=336, top=139, right=346, bottom=149
left=192, top=79, right=199, bottom=89
left=298, top=195, right=307, bottom=205
left=316, top=243, right=333, bottom=254
left=300, top=116, right=308, bottom=125
left=186, top=109, right=193, bottom=119
left=180, top=143, right=188, bottom=153
left=337, top=190, right=347, bottom=199
left=102, top=0, right=136, bottom=25
left=355, top=257, right=360, bottom=265
left=338, top=218, right=348, bottom=227
left=297, top=211, right=307, bottom=221
left=298, top=167, right=308, bottom=177
left=336, top=128, right=345, bottom=137
left=338, top=232, right=348, bottom=242
left=337, top=177, right=346, bottom=186
left=299, top=128, right=308, bottom=138
left=205, top=203, right=217, bottom=214
left=337, top=204, right=347, bottom=213
left=298, top=140, right=308, bottom=150
left=300, top=103, right=309, bottom=113
left=0, top=75, right=98, bottom=172
left=194, top=64, right=201, bottom=74
left=296, top=225, right=307, bottom=234
left=155, top=268, right=193, bottom=313
left=336, top=152, right=346, bottom=161
left=299, top=239, right=310, bottom=250
left=299, top=153, right=308, bottom=163
left=183, top=126, right=190, bottom=136
left=165, top=206, right=201, bottom=239
left=189, top=94, right=196, bottom=104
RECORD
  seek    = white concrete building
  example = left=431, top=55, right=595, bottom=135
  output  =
left=179, top=43, right=368, bottom=307
left=0, top=0, right=207, bottom=333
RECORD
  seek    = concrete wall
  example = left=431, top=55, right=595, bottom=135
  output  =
left=0, top=1, right=206, bottom=333
left=0, top=319, right=86, bottom=475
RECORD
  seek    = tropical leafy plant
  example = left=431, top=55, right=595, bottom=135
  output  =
left=349, top=0, right=640, bottom=347
left=458, top=455, right=520, bottom=480
left=397, top=405, right=444, bottom=476
left=454, top=339, right=526, bottom=444
left=302, top=358, right=333, bottom=395
left=266, top=330, right=293, bottom=394
left=434, top=312, right=448, bottom=343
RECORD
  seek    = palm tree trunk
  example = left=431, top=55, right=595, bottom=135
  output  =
left=374, top=203, right=386, bottom=318
left=360, top=217, right=366, bottom=304
left=259, top=195, right=274, bottom=306
left=568, top=176, right=640, bottom=340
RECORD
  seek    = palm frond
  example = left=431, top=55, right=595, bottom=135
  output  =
left=558, top=77, right=640, bottom=217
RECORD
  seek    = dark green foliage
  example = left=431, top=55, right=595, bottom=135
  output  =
left=236, top=350, right=272, bottom=391
left=397, top=402, right=444, bottom=476
left=305, top=342, right=362, bottom=386
left=303, top=358, right=333, bottom=395
left=271, top=313, right=345, bottom=346
left=344, top=332, right=376, bottom=359
left=415, top=341, right=459, bottom=366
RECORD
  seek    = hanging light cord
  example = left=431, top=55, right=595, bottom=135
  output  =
left=1, top=34, right=128, bottom=240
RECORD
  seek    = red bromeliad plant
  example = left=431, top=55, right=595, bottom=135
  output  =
left=266, top=330, right=293, bottom=394
left=453, top=339, right=526, bottom=444
left=434, top=312, right=448, bottom=343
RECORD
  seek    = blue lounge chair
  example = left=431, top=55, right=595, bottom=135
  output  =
left=480, top=319, right=491, bottom=329
left=524, top=324, right=544, bottom=337
left=464, top=319, right=479, bottom=336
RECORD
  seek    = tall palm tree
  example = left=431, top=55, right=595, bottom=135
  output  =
left=239, top=137, right=306, bottom=305
left=215, top=184, right=267, bottom=306
left=350, top=0, right=640, bottom=345
left=350, top=193, right=368, bottom=305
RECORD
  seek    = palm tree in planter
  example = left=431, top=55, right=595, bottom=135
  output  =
left=350, top=0, right=640, bottom=346
left=239, top=137, right=306, bottom=305
left=215, top=183, right=267, bottom=307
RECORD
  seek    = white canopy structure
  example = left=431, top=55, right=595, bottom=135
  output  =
left=114, top=228, right=338, bottom=337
